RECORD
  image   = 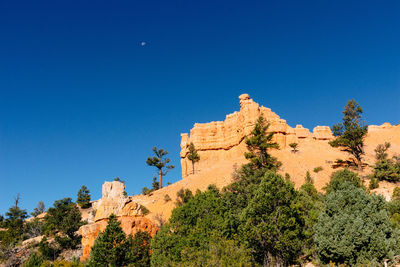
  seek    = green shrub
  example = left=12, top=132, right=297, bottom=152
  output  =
left=23, top=252, right=43, bottom=267
left=373, top=158, right=400, bottom=182
left=315, top=182, right=400, bottom=265
left=324, top=169, right=363, bottom=194
left=164, top=194, right=171, bottom=202
left=369, top=176, right=379, bottom=189
left=140, top=205, right=149, bottom=216
left=313, top=166, right=323, bottom=173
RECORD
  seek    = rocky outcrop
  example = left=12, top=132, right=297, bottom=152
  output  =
left=180, top=94, right=334, bottom=177
left=79, top=181, right=158, bottom=261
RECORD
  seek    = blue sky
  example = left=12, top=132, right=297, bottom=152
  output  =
left=0, top=0, right=399, bottom=215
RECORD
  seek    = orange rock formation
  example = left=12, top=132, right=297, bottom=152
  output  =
left=79, top=181, right=158, bottom=261
left=80, top=94, right=400, bottom=261
left=129, top=94, right=399, bottom=223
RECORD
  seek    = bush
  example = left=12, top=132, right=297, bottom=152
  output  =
left=393, top=187, right=400, bottom=200
left=23, top=252, right=43, bottom=267
left=324, top=169, right=363, bottom=194
left=164, top=194, right=171, bottom=202
left=175, top=188, right=193, bottom=206
left=313, top=166, right=323, bottom=173
left=369, top=176, right=379, bottom=189
left=315, top=182, right=400, bottom=265
left=289, top=142, right=298, bottom=153
left=373, top=158, right=400, bottom=182
left=140, top=205, right=149, bottom=216
left=141, top=187, right=153, bottom=195
left=39, top=237, right=60, bottom=261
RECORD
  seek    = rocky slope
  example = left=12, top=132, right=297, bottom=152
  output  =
left=80, top=94, right=400, bottom=260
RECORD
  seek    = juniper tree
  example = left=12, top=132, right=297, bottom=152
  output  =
left=244, top=115, right=281, bottom=171
left=187, top=142, right=200, bottom=174
left=315, top=182, right=400, bottom=265
left=77, top=185, right=91, bottom=209
left=146, top=147, right=174, bottom=189
left=329, top=100, right=368, bottom=168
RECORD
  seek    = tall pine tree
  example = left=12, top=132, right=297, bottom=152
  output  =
left=89, top=214, right=129, bottom=266
left=244, top=115, right=281, bottom=171
left=187, top=142, right=200, bottom=174
left=146, top=147, right=174, bottom=189
left=329, top=100, right=368, bottom=168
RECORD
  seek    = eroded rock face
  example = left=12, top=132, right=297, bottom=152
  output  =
left=79, top=181, right=158, bottom=261
left=180, top=94, right=334, bottom=177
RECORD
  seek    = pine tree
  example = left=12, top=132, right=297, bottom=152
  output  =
left=329, top=100, right=368, bottom=168
left=31, top=201, right=45, bottom=217
left=89, top=214, right=129, bottom=267
left=77, top=185, right=91, bottom=209
left=126, top=230, right=152, bottom=266
left=372, top=143, right=400, bottom=182
left=289, top=142, right=298, bottom=153
left=146, top=147, right=174, bottom=189
left=2, top=194, right=28, bottom=246
left=240, top=172, right=304, bottom=266
left=43, top=198, right=83, bottom=249
left=244, top=115, right=281, bottom=171
left=187, top=142, right=200, bottom=174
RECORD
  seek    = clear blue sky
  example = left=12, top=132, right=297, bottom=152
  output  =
left=1, top=0, right=399, bottom=215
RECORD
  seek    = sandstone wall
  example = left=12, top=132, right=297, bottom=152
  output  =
left=79, top=181, right=158, bottom=261
left=180, top=94, right=334, bottom=177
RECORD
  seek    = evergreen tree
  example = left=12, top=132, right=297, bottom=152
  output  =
left=43, top=198, right=83, bottom=249
left=329, top=100, right=368, bottom=168
left=175, top=188, right=193, bottom=206
left=77, top=185, right=91, bottom=209
left=244, top=115, right=281, bottom=171
left=187, top=142, right=200, bottom=174
left=30, top=201, right=45, bottom=217
left=240, top=172, right=305, bottom=266
left=375, top=142, right=391, bottom=161
left=151, top=177, right=159, bottom=190
left=297, top=178, right=323, bottom=260
left=146, top=147, right=174, bottom=189
left=315, top=182, right=400, bottom=265
left=126, top=230, right=152, bottom=266
left=324, top=168, right=363, bottom=194
left=289, top=142, right=298, bottom=153
left=89, top=214, right=129, bottom=267
left=23, top=252, right=43, bottom=267
left=372, top=143, right=400, bottom=182
left=2, top=194, right=28, bottom=246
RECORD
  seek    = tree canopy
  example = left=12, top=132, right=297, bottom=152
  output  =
left=329, top=99, right=368, bottom=168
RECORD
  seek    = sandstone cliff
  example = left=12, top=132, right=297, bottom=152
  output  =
left=128, top=94, right=399, bottom=224
left=79, top=181, right=158, bottom=261
left=80, top=94, right=400, bottom=260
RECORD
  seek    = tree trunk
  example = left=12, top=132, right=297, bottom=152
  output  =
left=192, top=161, right=195, bottom=175
left=159, top=169, right=162, bottom=189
